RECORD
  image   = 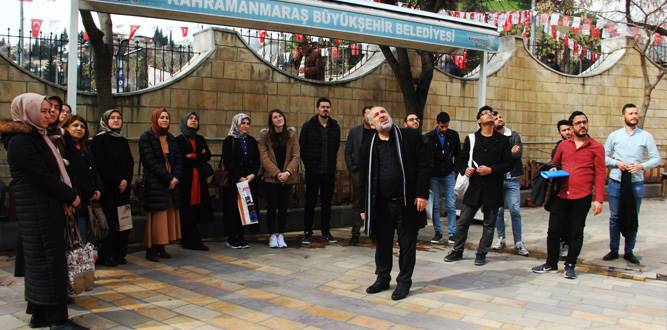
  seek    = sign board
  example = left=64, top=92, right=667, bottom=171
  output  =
left=80, top=0, right=499, bottom=53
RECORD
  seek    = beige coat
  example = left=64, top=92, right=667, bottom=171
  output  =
left=258, top=127, right=300, bottom=184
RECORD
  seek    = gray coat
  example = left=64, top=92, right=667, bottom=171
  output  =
left=344, top=124, right=364, bottom=173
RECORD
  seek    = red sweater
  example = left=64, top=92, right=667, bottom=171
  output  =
left=552, top=137, right=606, bottom=202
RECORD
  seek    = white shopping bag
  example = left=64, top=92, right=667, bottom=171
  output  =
left=425, top=189, right=434, bottom=221
left=236, top=181, right=259, bottom=226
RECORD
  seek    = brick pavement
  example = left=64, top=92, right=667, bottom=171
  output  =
left=1, top=225, right=666, bottom=330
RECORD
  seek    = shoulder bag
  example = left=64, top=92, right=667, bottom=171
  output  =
left=454, top=133, right=476, bottom=197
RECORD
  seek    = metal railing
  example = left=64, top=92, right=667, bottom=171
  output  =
left=228, top=28, right=379, bottom=82
left=434, top=50, right=497, bottom=77
left=648, top=45, right=667, bottom=67
left=0, top=28, right=198, bottom=93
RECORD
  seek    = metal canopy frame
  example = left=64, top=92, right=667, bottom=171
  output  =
left=69, top=0, right=498, bottom=113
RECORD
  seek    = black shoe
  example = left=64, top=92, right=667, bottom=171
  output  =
left=29, top=316, right=51, bottom=328
left=302, top=232, right=312, bottom=245
left=365, top=278, right=390, bottom=294
left=624, top=253, right=640, bottom=265
left=474, top=253, right=487, bottom=266
left=603, top=251, right=619, bottom=261
left=145, top=248, right=160, bottom=262
left=444, top=251, right=463, bottom=262
left=447, top=236, right=455, bottom=245
left=349, top=236, right=359, bottom=246
left=226, top=241, right=244, bottom=249
left=50, top=320, right=89, bottom=330
left=323, top=234, right=337, bottom=243
left=564, top=263, right=577, bottom=279
left=430, top=232, right=443, bottom=243
left=157, top=246, right=172, bottom=259
left=391, top=283, right=410, bottom=300
left=531, top=263, right=558, bottom=273
left=117, top=258, right=128, bottom=265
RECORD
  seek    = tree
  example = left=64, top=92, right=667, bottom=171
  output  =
left=80, top=10, right=115, bottom=117
left=377, top=0, right=480, bottom=128
left=580, top=0, right=666, bottom=128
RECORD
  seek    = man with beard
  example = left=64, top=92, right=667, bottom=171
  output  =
left=403, top=113, right=420, bottom=129
left=532, top=111, right=605, bottom=279
left=300, top=97, right=341, bottom=244
left=444, top=106, right=512, bottom=266
left=361, top=106, right=431, bottom=300
left=491, top=111, right=529, bottom=256
left=602, top=104, right=660, bottom=265
left=552, top=119, right=573, bottom=159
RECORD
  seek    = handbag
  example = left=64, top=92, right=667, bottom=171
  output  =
left=201, top=162, right=215, bottom=179
left=65, top=215, right=95, bottom=295
left=211, top=148, right=230, bottom=187
left=454, top=133, right=476, bottom=197
left=117, top=204, right=133, bottom=231
left=87, top=201, right=109, bottom=241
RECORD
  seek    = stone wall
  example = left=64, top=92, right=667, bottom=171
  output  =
left=0, top=28, right=665, bottom=185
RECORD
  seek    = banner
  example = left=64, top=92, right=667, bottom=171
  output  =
left=31, top=19, right=43, bottom=38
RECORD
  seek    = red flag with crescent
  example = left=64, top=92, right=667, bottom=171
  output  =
left=31, top=19, right=43, bottom=38
left=259, top=30, right=267, bottom=44
left=181, top=27, right=189, bottom=38
left=129, top=25, right=140, bottom=42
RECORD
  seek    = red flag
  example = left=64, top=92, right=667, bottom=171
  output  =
left=573, top=42, right=579, bottom=54
left=83, top=32, right=89, bottom=41
left=591, top=52, right=596, bottom=61
left=30, top=19, right=42, bottom=38
left=563, top=35, right=569, bottom=47
left=128, top=25, right=140, bottom=42
left=551, top=25, right=557, bottom=40
left=503, top=14, right=513, bottom=32
left=591, top=27, right=600, bottom=39
left=335, top=38, right=343, bottom=44
left=454, top=55, right=465, bottom=69
left=180, top=27, right=189, bottom=38
left=258, top=30, right=266, bottom=44
left=295, top=33, right=304, bottom=42
left=351, top=43, right=359, bottom=56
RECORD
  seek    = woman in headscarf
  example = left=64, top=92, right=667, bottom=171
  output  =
left=258, top=109, right=300, bottom=248
left=139, top=108, right=183, bottom=262
left=91, top=109, right=134, bottom=266
left=62, top=115, right=103, bottom=243
left=6, top=93, right=84, bottom=329
left=174, top=112, right=211, bottom=251
left=222, top=113, right=260, bottom=249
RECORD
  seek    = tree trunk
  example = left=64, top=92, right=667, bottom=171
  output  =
left=80, top=10, right=115, bottom=119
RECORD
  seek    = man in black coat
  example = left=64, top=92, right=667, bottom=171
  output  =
left=444, top=105, right=512, bottom=266
left=299, top=97, right=341, bottom=244
left=360, top=106, right=431, bottom=301
left=344, top=106, right=372, bottom=245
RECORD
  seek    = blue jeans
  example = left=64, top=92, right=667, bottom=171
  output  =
left=77, top=215, right=88, bottom=243
left=495, top=178, right=522, bottom=243
left=607, top=180, right=643, bottom=254
left=430, top=173, right=457, bottom=237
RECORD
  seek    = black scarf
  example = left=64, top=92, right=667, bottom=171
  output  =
left=618, top=171, right=638, bottom=237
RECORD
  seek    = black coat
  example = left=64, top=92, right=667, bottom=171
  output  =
left=423, top=128, right=461, bottom=177
left=299, top=115, right=341, bottom=174
left=91, top=133, right=134, bottom=228
left=222, top=135, right=260, bottom=218
left=175, top=134, right=212, bottom=218
left=456, top=130, right=512, bottom=209
left=63, top=132, right=103, bottom=210
left=7, top=131, right=77, bottom=306
left=359, top=127, right=432, bottom=235
left=139, top=129, right=183, bottom=212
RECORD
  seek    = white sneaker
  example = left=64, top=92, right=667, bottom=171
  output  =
left=269, top=234, right=278, bottom=248
left=277, top=234, right=287, bottom=248
left=492, top=238, right=506, bottom=251
left=516, top=241, right=529, bottom=256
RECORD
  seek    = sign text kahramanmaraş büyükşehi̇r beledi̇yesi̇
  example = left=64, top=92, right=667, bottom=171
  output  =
left=165, top=0, right=456, bottom=43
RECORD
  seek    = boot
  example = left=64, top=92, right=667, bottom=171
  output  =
left=157, top=245, right=172, bottom=259
left=146, top=247, right=160, bottom=262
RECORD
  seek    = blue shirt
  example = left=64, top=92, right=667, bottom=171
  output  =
left=604, top=127, right=661, bottom=182
left=437, top=131, right=446, bottom=147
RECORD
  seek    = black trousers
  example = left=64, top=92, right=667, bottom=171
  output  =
left=374, top=197, right=417, bottom=285
left=304, top=172, right=335, bottom=235
left=265, top=182, right=291, bottom=234
left=180, top=205, right=205, bottom=247
left=27, top=302, right=67, bottom=324
left=223, top=187, right=245, bottom=242
left=546, top=195, right=591, bottom=266
left=350, top=171, right=363, bottom=237
left=99, top=229, right=130, bottom=262
left=453, top=204, right=499, bottom=255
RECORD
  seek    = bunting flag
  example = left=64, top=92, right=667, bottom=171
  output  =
left=541, top=13, right=549, bottom=26
left=180, top=26, right=188, bottom=38
left=563, top=35, right=569, bottom=47
left=295, top=33, right=304, bottom=42
left=561, top=16, right=571, bottom=27
left=258, top=30, right=266, bottom=44
left=351, top=43, right=359, bottom=55
left=31, top=19, right=43, bottom=38
left=551, top=25, right=557, bottom=40
left=655, top=33, right=663, bottom=46
left=503, top=14, right=513, bottom=32
left=592, top=27, right=600, bottom=39
left=550, top=13, right=560, bottom=26
left=331, top=47, right=339, bottom=59
left=572, top=17, right=581, bottom=29
left=83, top=32, right=89, bottom=41
left=335, top=38, right=343, bottom=44
left=128, top=25, right=140, bottom=42
left=582, top=19, right=591, bottom=36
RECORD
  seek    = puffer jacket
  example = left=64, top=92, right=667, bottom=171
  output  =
left=7, top=129, right=77, bottom=306
left=139, top=129, right=183, bottom=212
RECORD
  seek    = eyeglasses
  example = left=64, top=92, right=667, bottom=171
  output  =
left=407, top=118, right=420, bottom=122
left=479, top=110, right=493, bottom=116
left=573, top=120, right=588, bottom=126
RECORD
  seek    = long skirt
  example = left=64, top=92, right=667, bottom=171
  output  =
left=144, top=208, right=181, bottom=247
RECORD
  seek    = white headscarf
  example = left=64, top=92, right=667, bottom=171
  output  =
left=228, top=113, right=250, bottom=138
